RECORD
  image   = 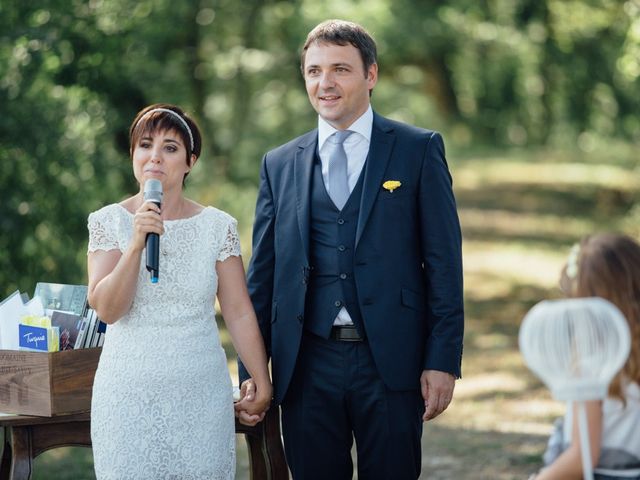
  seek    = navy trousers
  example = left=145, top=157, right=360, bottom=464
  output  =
left=281, top=331, right=423, bottom=480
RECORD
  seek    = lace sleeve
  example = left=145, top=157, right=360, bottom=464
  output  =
left=87, top=208, right=120, bottom=253
left=217, top=218, right=241, bottom=262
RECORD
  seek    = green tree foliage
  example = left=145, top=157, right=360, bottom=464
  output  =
left=0, top=2, right=130, bottom=296
left=381, top=0, right=640, bottom=147
left=1, top=0, right=639, bottom=298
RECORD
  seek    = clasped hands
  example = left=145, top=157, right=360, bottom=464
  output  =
left=234, top=378, right=272, bottom=426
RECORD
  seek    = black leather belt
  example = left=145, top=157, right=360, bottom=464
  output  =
left=330, top=325, right=364, bottom=342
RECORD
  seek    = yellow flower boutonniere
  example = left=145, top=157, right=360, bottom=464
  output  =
left=382, top=180, right=402, bottom=193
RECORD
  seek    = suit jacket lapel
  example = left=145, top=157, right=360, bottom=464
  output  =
left=356, top=115, right=395, bottom=248
left=294, top=131, right=318, bottom=263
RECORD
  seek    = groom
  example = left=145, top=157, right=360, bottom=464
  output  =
left=239, top=19, right=464, bottom=479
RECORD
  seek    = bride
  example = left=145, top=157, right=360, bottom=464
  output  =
left=86, top=103, right=271, bottom=479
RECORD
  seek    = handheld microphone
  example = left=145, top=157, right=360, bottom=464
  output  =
left=143, top=179, right=163, bottom=283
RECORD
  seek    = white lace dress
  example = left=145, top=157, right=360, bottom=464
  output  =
left=87, top=204, right=238, bottom=480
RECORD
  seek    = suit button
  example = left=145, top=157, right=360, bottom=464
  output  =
left=339, top=273, right=347, bottom=280
left=337, top=218, right=345, bottom=225
left=334, top=300, right=342, bottom=307
left=297, top=315, right=303, bottom=323
left=338, top=245, right=346, bottom=252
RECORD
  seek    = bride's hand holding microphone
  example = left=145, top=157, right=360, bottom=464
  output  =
left=130, top=201, right=164, bottom=253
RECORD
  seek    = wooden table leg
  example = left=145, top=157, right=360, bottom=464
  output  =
left=1, top=427, right=13, bottom=480
left=245, top=431, right=267, bottom=480
left=242, top=406, right=289, bottom=480
left=263, top=407, right=288, bottom=480
left=9, top=426, right=33, bottom=480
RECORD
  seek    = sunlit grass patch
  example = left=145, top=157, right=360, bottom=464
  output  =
left=463, top=239, right=566, bottom=288
left=455, top=372, right=529, bottom=398
left=453, top=144, right=639, bottom=169
left=454, top=161, right=638, bottom=191
left=460, top=208, right=596, bottom=246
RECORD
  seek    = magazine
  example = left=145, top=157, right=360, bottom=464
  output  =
left=33, top=283, right=88, bottom=317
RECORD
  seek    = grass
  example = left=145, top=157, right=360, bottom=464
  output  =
left=8, top=144, right=639, bottom=479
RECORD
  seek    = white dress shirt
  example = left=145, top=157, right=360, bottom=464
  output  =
left=318, top=105, right=373, bottom=197
left=316, top=105, right=373, bottom=327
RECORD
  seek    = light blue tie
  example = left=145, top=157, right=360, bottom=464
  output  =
left=327, top=130, right=353, bottom=210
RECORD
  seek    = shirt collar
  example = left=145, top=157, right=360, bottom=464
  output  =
left=318, top=105, right=373, bottom=151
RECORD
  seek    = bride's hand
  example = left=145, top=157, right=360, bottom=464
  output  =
left=234, top=406, right=265, bottom=426
left=130, top=201, right=163, bottom=252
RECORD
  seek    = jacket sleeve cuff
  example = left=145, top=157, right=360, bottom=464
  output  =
left=423, top=341, right=463, bottom=379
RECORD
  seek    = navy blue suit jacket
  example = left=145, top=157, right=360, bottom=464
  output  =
left=242, top=113, right=464, bottom=405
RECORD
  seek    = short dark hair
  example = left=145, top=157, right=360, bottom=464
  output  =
left=300, top=19, right=377, bottom=77
left=129, top=103, right=202, bottom=184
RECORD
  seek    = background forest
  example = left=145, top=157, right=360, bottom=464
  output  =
left=2, top=1, right=640, bottom=478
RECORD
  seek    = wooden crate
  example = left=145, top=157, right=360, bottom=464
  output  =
left=0, top=348, right=102, bottom=416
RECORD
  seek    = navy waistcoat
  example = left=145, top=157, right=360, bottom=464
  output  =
left=304, top=156, right=366, bottom=338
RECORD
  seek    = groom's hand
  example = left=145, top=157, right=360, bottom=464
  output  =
left=420, top=369, right=455, bottom=421
left=234, top=378, right=268, bottom=426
